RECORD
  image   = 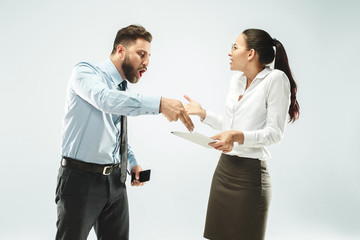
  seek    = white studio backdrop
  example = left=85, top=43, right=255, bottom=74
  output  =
left=0, top=0, right=359, bottom=239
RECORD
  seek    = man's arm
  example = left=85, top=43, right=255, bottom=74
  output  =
left=160, top=97, right=194, bottom=132
left=70, top=62, right=160, bottom=116
left=71, top=63, right=194, bottom=131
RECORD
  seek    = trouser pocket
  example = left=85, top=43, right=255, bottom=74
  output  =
left=55, top=166, right=71, bottom=204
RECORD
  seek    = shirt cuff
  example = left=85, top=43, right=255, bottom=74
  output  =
left=141, top=95, right=161, bottom=115
left=201, top=110, right=217, bottom=125
left=128, top=154, right=139, bottom=172
left=242, top=131, right=256, bottom=146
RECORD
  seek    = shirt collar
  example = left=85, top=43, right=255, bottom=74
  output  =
left=105, top=58, right=125, bottom=86
left=239, top=67, right=272, bottom=81
left=254, top=67, right=271, bottom=80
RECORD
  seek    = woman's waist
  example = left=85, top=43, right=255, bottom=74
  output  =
left=225, top=146, right=270, bottom=161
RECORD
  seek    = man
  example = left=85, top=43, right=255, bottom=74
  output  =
left=56, top=24, right=194, bottom=240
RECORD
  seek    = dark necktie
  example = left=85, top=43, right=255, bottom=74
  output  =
left=119, top=81, right=128, bottom=183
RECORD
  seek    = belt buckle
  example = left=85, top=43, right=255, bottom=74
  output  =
left=102, top=166, right=112, bottom=175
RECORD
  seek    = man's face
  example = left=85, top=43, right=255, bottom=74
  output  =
left=122, top=38, right=151, bottom=83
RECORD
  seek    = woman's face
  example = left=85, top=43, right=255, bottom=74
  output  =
left=228, top=34, right=250, bottom=71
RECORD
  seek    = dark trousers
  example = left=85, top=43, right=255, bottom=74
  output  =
left=55, top=164, right=129, bottom=240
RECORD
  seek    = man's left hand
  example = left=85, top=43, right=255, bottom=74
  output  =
left=131, top=165, right=145, bottom=187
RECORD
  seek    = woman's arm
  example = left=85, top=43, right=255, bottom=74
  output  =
left=209, top=71, right=291, bottom=153
left=184, top=95, right=225, bottom=130
left=241, top=71, right=290, bottom=147
left=183, top=95, right=207, bottom=120
left=209, top=130, right=244, bottom=153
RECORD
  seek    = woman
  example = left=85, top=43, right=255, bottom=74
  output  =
left=184, top=29, right=299, bottom=240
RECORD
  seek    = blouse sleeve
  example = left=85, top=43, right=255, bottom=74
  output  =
left=201, top=110, right=225, bottom=130
left=242, top=71, right=291, bottom=147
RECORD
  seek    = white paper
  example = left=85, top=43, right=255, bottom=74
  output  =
left=171, top=131, right=216, bottom=149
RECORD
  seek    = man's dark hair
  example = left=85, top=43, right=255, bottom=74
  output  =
left=111, top=25, right=152, bottom=54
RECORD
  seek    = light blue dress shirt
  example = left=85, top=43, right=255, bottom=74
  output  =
left=61, top=58, right=161, bottom=170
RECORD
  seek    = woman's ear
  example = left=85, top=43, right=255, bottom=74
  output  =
left=247, top=49, right=256, bottom=61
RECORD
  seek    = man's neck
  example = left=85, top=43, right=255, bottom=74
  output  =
left=110, top=55, right=126, bottom=80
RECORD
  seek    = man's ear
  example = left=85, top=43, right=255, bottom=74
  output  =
left=116, top=44, right=127, bottom=59
left=248, top=49, right=256, bottom=61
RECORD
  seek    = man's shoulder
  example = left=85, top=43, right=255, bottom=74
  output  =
left=74, top=61, right=97, bottom=71
left=72, top=60, right=108, bottom=76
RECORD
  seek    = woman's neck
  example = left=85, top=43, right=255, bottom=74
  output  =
left=244, top=65, right=264, bottom=89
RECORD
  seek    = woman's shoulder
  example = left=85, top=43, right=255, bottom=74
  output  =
left=265, top=69, right=290, bottom=91
left=267, top=69, right=287, bottom=78
left=265, top=69, right=289, bottom=84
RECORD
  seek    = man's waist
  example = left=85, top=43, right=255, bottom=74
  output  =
left=61, top=156, right=120, bottom=176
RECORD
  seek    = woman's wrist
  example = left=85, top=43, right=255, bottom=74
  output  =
left=199, top=109, right=206, bottom=120
left=232, top=131, right=244, bottom=144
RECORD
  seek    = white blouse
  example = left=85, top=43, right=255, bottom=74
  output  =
left=202, top=67, right=291, bottom=160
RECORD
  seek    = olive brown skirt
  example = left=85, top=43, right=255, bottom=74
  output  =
left=204, top=153, right=272, bottom=240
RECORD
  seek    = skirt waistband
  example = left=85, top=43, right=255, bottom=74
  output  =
left=220, top=153, right=267, bottom=167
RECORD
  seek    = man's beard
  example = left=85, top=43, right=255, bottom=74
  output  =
left=122, top=55, right=140, bottom=84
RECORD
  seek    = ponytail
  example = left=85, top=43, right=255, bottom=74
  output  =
left=243, top=29, right=300, bottom=122
left=273, top=39, right=300, bottom=123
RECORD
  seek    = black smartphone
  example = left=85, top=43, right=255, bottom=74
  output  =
left=131, top=169, right=151, bottom=183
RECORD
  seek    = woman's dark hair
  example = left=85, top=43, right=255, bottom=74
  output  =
left=111, top=24, right=152, bottom=54
left=242, top=29, right=300, bottom=122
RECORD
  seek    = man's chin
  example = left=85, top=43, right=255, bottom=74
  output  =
left=124, top=73, right=140, bottom=84
left=128, top=77, right=140, bottom=84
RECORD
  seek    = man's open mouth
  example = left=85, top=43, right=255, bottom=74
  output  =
left=138, top=68, right=147, bottom=77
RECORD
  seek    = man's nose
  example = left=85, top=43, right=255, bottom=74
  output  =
left=143, top=56, right=150, bottom=67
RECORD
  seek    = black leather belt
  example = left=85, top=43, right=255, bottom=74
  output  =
left=61, top=157, right=120, bottom=176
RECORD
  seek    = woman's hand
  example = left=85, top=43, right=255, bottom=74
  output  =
left=184, top=95, right=206, bottom=120
left=209, top=130, right=244, bottom=153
